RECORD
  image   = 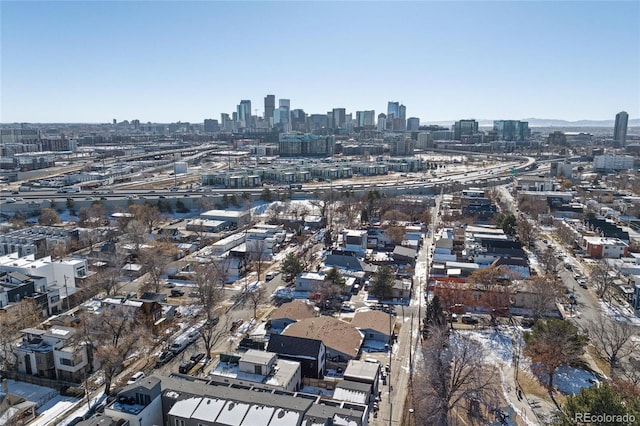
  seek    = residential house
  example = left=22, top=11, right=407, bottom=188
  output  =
left=582, top=236, right=628, bottom=259
left=392, top=245, right=417, bottom=266
left=294, top=272, right=325, bottom=293
left=14, top=326, right=91, bottom=383
left=209, top=350, right=302, bottom=392
left=350, top=310, right=395, bottom=345
left=268, top=300, right=317, bottom=333
left=340, top=230, right=368, bottom=255
left=0, top=253, right=89, bottom=312
left=266, top=334, right=326, bottom=379
left=342, top=359, right=381, bottom=398
left=281, top=316, right=364, bottom=366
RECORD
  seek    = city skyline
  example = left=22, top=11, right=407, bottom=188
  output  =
left=1, top=1, right=639, bottom=123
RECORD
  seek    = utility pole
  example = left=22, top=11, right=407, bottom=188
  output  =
left=64, top=275, right=70, bottom=311
left=173, top=153, right=177, bottom=187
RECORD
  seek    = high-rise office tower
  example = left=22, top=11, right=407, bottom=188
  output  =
left=220, top=113, right=232, bottom=132
left=309, top=114, right=329, bottom=131
left=291, top=109, right=307, bottom=132
left=279, top=99, right=290, bottom=110
left=356, top=110, right=375, bottom=128
left=387, top=102, right=399, bottom=119
left=204, top=119, right=219, bottom=133
left=399, top=104, right=406, bottom=121
left=493, top=120, right=529, bottom=141
left=407, top=117, right=420, bottom=132
left=453, top=119, right=479, bottom=140
left=332, top=108, right=346, bottom=129
left=264, top=95, right=275, bottom=123
left=614, top=111, right=629, bottom=146
left=377, top=113, right=387, bottom=132
left=237, top=100, right=252, bottom=128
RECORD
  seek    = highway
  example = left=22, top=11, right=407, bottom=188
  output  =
left=0, top=155, right=536, bottom=216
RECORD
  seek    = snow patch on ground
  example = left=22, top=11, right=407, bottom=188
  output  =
left=463, top=328, right=517, bottom=365
left=599, top=300, right=640, bottom=326
left=533, top=364, right=597, bottom=395
left=30, top=396, right=79, bottom=426
left=5, top=379, right=59, bottom=408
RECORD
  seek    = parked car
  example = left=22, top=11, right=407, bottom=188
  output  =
left=461, top=315, right=479, bottom=325
left=126, top=371, right=145, bottom=385
left=156, top=351, right=174, bottom=367
left=341, top=303, right=355, bottom=313
left=521, top=317, right=535, bottom=327
left=190, top=352, right=205, bottom=364
left=179, top=360, right=194, bottom=374
left=230, top=319, right=243, bottom=332
left=265, top=272, right=277, bottom=281
left=170, top=289, right=185, bottom=297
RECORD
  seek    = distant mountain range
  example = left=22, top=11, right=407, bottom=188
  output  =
left=425, top=118, right=640, bottom=127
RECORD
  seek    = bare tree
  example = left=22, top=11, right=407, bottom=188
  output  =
left=314, top=267, right=346, bottom=313
left=129, top=204, right=161, bottom=234
left=385, top=225, right=406, bottom=246
left=539, top=246, right=560, bottom=275
left=468, top=266, right=516, bottom=320
left=246, top=239, right=267, bottom=281
left=78, top=203, right=106, bottom=228
left=139, top=242, right=176, bottom=293
left=266, top=203, right=286, bottom=225
left=587, top=319, right=640, bottom=377
left=517, top=215, right=536, bottom=248
left=81, top=307, right=149, bottom=395
left=192, top=260, right=229, bottom=360
left=589, top=260, right=614, bottom=299
left=39, top=208, right=61, bottom=226
left=518, top=195, right=549, bottom=218
left=125, top=219, right=147, bottom=259
left=0, top=311, right=19, bottom=371
left=526, top=275, right=563, bottom=320
left=245, top=285, right=267, bottom=320
left=414, top=326, right=498, bottom=426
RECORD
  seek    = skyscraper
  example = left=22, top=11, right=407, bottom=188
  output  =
left=614, top=111, right=629, bottom=146
left=407, top=117, right=420, bottom=132
left=493, top=120, right=529, bottom=141
left=387, top=102, right=399, bottom=119
left=332, top=108, right=346, bottom=129
left=453, top=119, right=479, bottom=140
left=237, top=100, right=252, bottom=128
left=377, top=113, right=387, bottom=132
left=264, top=95, right=275, bottom=123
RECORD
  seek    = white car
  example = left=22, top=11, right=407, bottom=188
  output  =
left=126, top=371, right=146, bottom=385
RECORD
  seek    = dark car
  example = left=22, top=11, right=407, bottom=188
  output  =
left=461, top=315, right=479, bottom=325
left=190, top=352, right=205, bottom=364
left=521, top=317, right=535, bottom=327
left=155, top=351, right=174, bottom=367
left=179, top=360, right=194, bottom=374
left=205, top=316, right=219, bottom=327
left=170, top=289, right=185, bottom=297
left=230, top=319, right=243, bottom=332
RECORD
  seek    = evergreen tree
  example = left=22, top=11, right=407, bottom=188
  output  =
left=424, top=295, right=446, bottom=337
left=371, top=266, right=395, bottom=301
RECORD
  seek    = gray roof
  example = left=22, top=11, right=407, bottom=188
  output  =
left=267, top=334, right=324, bottom=359
left=335, top=380, right=372, bottom=393
left=343, top=360, right=380, bottom=381
left=392, top=245, right=417, bottom=259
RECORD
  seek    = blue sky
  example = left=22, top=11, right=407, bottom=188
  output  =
left=1, top=1, right=639, bottom=123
